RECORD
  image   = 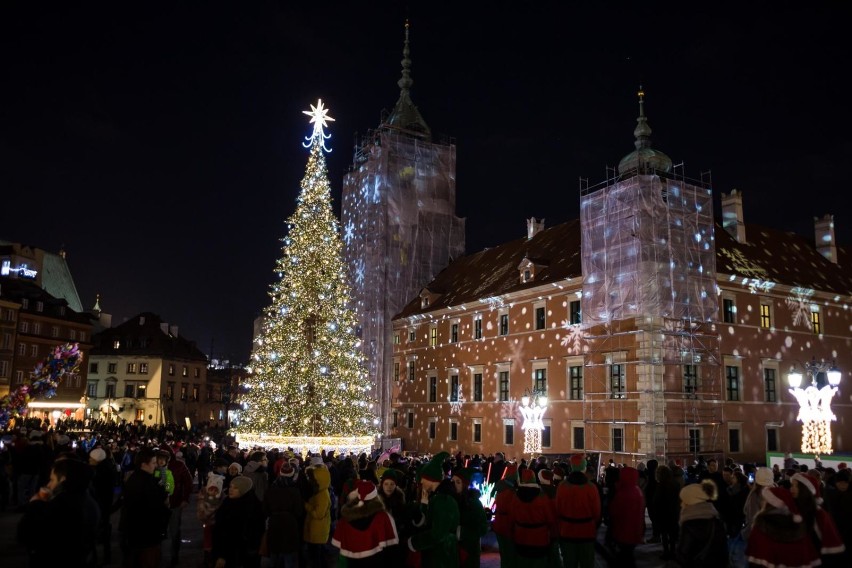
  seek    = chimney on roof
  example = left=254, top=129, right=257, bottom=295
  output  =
left=720, top=190, right=746, bottom=243
left=160, top=322, right=169, bottom=335
left=139, top=316, right=145, bottom=325
left=527, top=217, right=545, bottom=240
left=169, top=324, right=179, bottom=337
left=814, top=214, right=837, bottom=263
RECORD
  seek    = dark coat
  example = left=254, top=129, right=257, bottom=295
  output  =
left=675, top=502, right=728, bottom=567
left=212, top=490, right=266, bottom=566
left=264, top=477, right=305, bottom=554
left=19, top=486, right=100, bottom=567
left=118, top=469, right=170, bottom=548
left=608, top=467, right=645, bottom=545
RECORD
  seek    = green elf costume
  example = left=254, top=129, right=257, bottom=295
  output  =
left=407, top=452, right=460, bottom=568
left=452, top=467, right=489, bottom=568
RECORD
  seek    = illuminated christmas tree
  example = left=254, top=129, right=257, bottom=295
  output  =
left=236, top=100, right=378, bottom=454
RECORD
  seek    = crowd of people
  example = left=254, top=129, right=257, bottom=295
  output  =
left=1, top=418, right=851, bottom=568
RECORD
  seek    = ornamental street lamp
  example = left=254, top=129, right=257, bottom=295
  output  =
left=520, top=390, right=548, bottom=458
left=787, top=358, right=842, bottom=459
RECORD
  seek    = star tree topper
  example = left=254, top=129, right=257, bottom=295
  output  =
left=303, top=98, right=335, bottom=152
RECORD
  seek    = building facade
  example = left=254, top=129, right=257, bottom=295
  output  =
left=390, top=95, right=852, bottom=466
left=341, top=24, right=465, bottom=434
left=87, top=312, right=209, bottom=426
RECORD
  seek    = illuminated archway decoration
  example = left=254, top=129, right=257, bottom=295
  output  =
left=788, top=360, right=841, bottom=459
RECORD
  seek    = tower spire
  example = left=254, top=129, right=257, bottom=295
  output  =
left=617, top=85, right=672, bottom=174
left=633, top=85, right=652, bottom=150
left=384, top=19, right=431, bottom=139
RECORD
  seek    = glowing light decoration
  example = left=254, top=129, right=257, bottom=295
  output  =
left=786, top=287, right=816, bottom=329
left=235, top=100, right=378, bottom=450
left=560, top=319, right=586, bottom=354
left=519, top=392, right=548, bottom=457
left=787, top=359, right=842, bottom=458
left=449, top=385, right=466, bottom=415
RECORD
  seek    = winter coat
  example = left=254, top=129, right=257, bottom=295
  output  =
left=813, top=506, right=846, bottom=556
left=746, top=510, right=820, bottom=568
left=408, top=492, right=460, bottom=568
left=824, top=486, right=852, bottom=555
left=212, top=489, right=266, bottom=566
left=332, top=497, right=399, bottom=568
left=675, top=501, right=728, bottom=567
left=491, top=480, right=517, bottom=537
left=457, top=488, right=489, bottom=567
left=264, top=476, right=305, bottom=554
left=607, top=467, right=645, bottom=545
left=304, top=465, right=332, bottom=544
left=652, top=470, right=681, bottom=532
left=167, top=456, right=193, bottom=509
left=118, top=469, right=170, bottom=548
left=509, top=485, right=556, bottom=558
left=243, top=460, right=269, bottom=503
left=555, top=470, right=601, bottom=542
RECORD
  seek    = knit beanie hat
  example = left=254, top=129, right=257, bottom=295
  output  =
left=518, top=468, right=539, bottom=488
left=452, top=467, right=475, bottom=487
left=754, top=467, right=776, bottom=487
left=89, top=448, right=107, bottom=463
left=417, top=452, right=449, bottom=482
left=230, top=475, right=253, bottom=496
left=680, top=481, right=716, bottom=506
left=792, top=472, right=823, bottom=504
left=206, top=474, right=224, bottom=495
left=380, top=468, right=402, bottom=483
left=538, top=469, right=554, bottom=486
left=309, top=455, right=324, bottom=467
left=228, top=462, right=242, bottom=474
left=569, top=454, right=587, bottom=472
left=763, top=486, right=802, bottom=522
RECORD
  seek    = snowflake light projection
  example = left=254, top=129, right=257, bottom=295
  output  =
left=719, top=247, right=769, bottom=280
left=786, top=287, right=815, bottom=329
left=354, top=258, right=365, bottom=286
left=560, top=320, right=587, bottom=354
left=449, top=385, right=466, bottom=414
left=343, top=220, right=355, bottom=244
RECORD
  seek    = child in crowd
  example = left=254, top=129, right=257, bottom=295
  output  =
left=197, top=474, right=225, bottom=567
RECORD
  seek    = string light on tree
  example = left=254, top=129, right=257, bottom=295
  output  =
left=235, top=99, right=378, bottom=456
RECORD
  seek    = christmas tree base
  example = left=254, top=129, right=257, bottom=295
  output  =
left=234, top=432, right=374, bottom=457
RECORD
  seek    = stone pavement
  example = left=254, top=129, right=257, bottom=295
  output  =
left=0, top=490, right=668, bottom=567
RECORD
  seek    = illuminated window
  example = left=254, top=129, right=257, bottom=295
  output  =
left=474, top=317, right=482, bottom=339
left=393, top=333, right=400, bottom=344
left=473, top=372, right=483, bottom=401
left=535, top=306, right=546, bottom=330
left=760, top=303, right=772, bottom=328
left=569, top=366, right=583, bottom=400
left=499, top=313, right=509, bottom=335
left=612, top=427, right=624, bottom=452
left=683, top=365, right=698, bottom=398
left=569, top=300, right=582, bottom=325
left=449, top=419, right=458, bottom=441
left=408, top=361, right=415, bottom=381
left=192, top=385, right=199, bottom=401
left=112, top=339, right=120, bottom=349
left=811, top=309, right=821, bottom=334
left=407, top=411, right=414, bottom=428
left=139, top=363, right=148, bottom=374
left=137, top=384, right=147, bottom=398
left=729, top=423, right=742, bottom=453
left=472, top=419, right=482, bottom=443
left=533, top=367, right=547, bottom=394
left=180, top=384, right=188, bottom=401
left=689, top=428, right=701, bottom=453
left=572, top=422, right=585, bottom=450
left=764, top=368, right=777, bottom=402
left=449, top=374, right=459, bottom=401
left=182, top=366, right=188, bottom=377
left=450, top=323, right=458, bottom=343
left=429, top=327, right=437, bottom=346
left=726, top=365, right=740, bottom=401
left=393, top=362, right=400, bottom=381
left=428, top=376, right=437, bottom=402
left=722, top=298, right=736, bottom=323
left=168, top=364, right=175, bottom=376
left=610, top=364, right=626, bottom=399
left=503, top=419, right=514, bottom=445
left=428, top=419, right=437, bottom=440
left=542, top=419, right=552, bottom=448
left=498, top=371, right=510, bottom=401
left=127, top=363, right=136, bottom=374
left=87, top=382, right=98, bottom=398
left=108, top=363, right=117, bottom=373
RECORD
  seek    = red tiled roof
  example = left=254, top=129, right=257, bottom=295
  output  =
left=395, top=219, right=852, bottom=319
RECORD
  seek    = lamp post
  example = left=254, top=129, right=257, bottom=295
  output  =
left=519, top=390, right=548, bottom=458
left=787, top=358, right=842, bottom=459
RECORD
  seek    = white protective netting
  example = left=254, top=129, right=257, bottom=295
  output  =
left=341, top=129, right=466, bottom=432
left=581, top=174, right=717, bottom=326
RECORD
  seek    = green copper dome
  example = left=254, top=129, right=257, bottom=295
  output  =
left=384, top=21, right=431, bottom=139
left=617, top=87, right=672, bottom=175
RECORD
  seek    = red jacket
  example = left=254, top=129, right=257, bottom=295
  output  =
left=607, top=467, right=645, bottom=545
left=492, top=483, right=517, bottom=538
left=555, top=471, right=601, bottom=542
left=168, top=457, right=193, bottom=509
left=509, top=487, right=556, bottom=554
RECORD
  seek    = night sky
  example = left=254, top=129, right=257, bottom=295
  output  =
left=2, top=2, right=849, bottom=364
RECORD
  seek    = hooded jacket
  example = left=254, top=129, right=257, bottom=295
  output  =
left=746, top=510, right=820, bottom=568
left=607, top=466, right=645, bottom=545
left=510, top=484, right=556, bottom=556
left=304, top=465, right=332, bottom=544
left=555, top=470, right=601, bottom=542
left=332, top=497, right=399, bottom=567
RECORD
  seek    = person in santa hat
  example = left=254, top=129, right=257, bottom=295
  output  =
left=792, top=472, right=846, bottom=565
left=451, top=467, right=489, bottom=568
left=509, top=468, right=556, bottom=568
left=746, top=486, right=820, bottom=568
left=407, top=452, right=460, bottom=568
left=555, top=454, right=600, bottom=568
left=491, top=461, right=519, bottom=568
left=331, top=480, right=399, bottom=568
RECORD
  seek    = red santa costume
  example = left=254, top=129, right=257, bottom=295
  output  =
left=332, top=480, right=399, bottom=568
left=746, top=486, right=821, bottom=568
left=792, top=472, right=846, bottom=556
